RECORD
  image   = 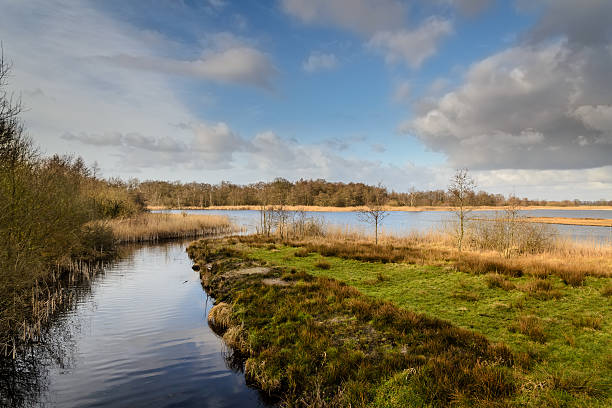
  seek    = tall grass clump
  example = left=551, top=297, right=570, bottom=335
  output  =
left=106, top=213, right=235, bottom=243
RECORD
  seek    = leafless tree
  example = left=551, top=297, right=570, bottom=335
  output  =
left=357, top=183, right=388, bottom=245
left=448, top=168, right=476, bottom=252
left=408, top=186, right=416, bottom=207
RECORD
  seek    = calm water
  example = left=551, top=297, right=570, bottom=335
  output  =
left=163, top=209, right=612, bottom=243
left=3, top=241, right=273, bottom=408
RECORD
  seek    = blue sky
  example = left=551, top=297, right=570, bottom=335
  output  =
left=1, top=0, right=611, bottom=200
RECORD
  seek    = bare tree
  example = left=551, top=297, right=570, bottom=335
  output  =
left=408, top=186, right=416, bottom=207
left=448, top=168, right=476, bottom=252
left=357, top=183, right=388, bottom=245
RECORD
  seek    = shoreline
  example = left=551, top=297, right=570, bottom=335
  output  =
left=148, top=204, right=612, bottom=213
left=148, top=205, right=612, bottom=227
left=188, top=236, right=611, bottom=406
left=525, top=216, right=612, bottom=227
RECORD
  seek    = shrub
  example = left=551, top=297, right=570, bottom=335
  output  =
left=315, top=260, right=331, bottom=270
left=486, top=273, right=516, bottom=290
left=294, top=248, right=310, bottom=257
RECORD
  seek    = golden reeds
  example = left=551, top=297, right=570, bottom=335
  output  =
left=105, top=213, right=236, bottom=243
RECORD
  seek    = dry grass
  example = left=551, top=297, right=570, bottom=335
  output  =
left=511, top=315, right=547, bottom=343
left=105, top=213, right=235, bottom=243
left=571, top=314, right=603, bottom=330
left=208, top=302, right=233, bottom=330
left=239, top=225, right=612, bottom=286
left=486, top=273, right=516, bottom=291
left=526, top=217, right=612, bottom=227
left=314, top=260, right=331, bottom=270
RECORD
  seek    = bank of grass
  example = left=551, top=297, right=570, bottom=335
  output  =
left=243, top=230, right=612, bottom=286
left=105, top=212, right=235, bottom=243
left=234, top=237, right=611, bottom=407
left=188, top=238, right=517, bottom=407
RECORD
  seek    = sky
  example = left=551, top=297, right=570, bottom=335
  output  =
left=1, top=0, right=611, bottom=200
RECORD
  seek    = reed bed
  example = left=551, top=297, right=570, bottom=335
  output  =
left=106, top=213, right=236, bottom=243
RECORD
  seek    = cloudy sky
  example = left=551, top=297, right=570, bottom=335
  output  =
left=1, top=0, right=611, bottom=200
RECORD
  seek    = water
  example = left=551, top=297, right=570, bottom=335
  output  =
left=161, top=209, right=612, bottom=243
left=2, top=241, right=273, bottom=408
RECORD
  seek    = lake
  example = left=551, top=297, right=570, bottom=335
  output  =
left=161, top=209, right=612, bottom=244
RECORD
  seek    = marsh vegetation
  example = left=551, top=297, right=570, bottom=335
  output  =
left=190, top=233, right=611, bottom=407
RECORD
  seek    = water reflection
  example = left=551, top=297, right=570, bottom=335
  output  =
left=1, top=241, right=274, bottom=408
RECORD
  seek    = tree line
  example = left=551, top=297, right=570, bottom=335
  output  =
left=135, top=178, right=612, bottom=208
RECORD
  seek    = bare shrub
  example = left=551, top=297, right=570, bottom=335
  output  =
left=469, top=212, right=555, bottom=257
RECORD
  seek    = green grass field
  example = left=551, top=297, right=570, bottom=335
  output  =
left=245, top=243, right=612, bottom=407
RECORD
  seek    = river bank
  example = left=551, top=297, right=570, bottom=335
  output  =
left=1, top=212, right=235, bottom=362
left=189, top=236, right=611, bottom=407
left=149, top=206, right=612, bottom=229
left=188, top=238, right=517, bottom=407
left=525, top=216, right=612, bottom=227
left=1, top=240, right=274, bottom=408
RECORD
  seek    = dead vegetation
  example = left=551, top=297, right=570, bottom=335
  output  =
left=105, top=212, right=235, bottom=243
left=236, top=227, right=611, bottom=287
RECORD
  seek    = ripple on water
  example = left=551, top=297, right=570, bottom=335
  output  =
left=34, top=241, right=274, bottom=408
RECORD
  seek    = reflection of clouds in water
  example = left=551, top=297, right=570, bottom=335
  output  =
left=24, top=241, right=272, bottom=408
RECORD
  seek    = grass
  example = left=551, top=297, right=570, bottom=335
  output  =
left=188, top=239, right=517, bottom=407
left=230, top=236, right=612, bottom=407
left=105, top=212, right=235, bottom=243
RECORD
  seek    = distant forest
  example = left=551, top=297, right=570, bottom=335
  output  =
left=125, top=178, right=612, bottom=208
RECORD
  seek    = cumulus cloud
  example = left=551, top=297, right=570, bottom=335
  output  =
left=62, top=121, right=252, bottom=169
left=302, top=52, right=339, bottom=73
left=408, top=36, right=612, bottom=169
left=520, top=0, right=612, bottom=47
left=281, top=0, right=406, bottom=35
left=282, top=0, right=451, bottom=69
left=101, top=40, right=277, bottom=89
left=367, top=17, right=453, bottom=68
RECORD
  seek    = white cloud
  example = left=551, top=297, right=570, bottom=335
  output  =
left=281, top=0, right=406, bottom=35
left=103, top=46, right=277, bottom=89
left=393, top=81, right=411, bottom=103
left=367, top=17, right=453, bottom=68
left=302, top=52, right=339, bottom=73
left=283, top=1, right=452, bottom=69
left=572, top=105, right=612, bottom=135
left=407, top=40, right=612, bottom=169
